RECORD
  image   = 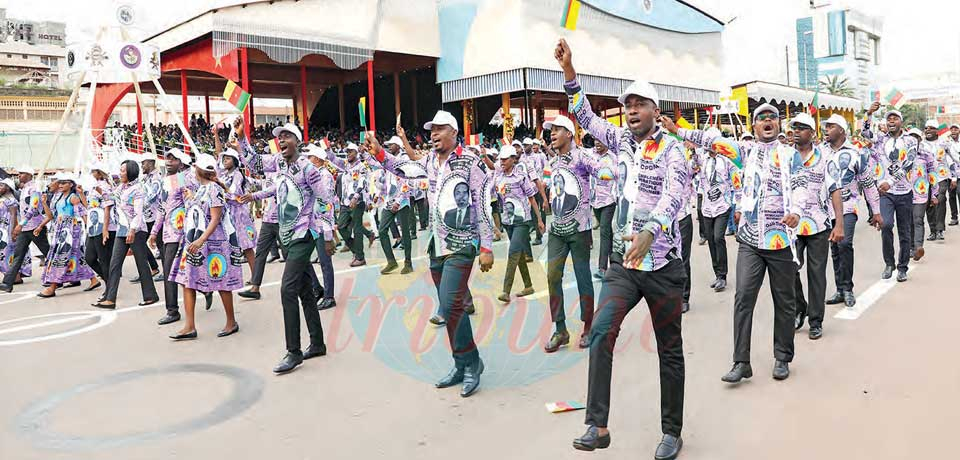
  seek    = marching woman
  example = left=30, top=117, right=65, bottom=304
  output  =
left=84, top=162, right=116, bottom=295
left=168, top=154, right=242, bottom=340
left=214, top=134, right=257, bottom=274
left=38, top=173, right=97, bottom=298
left=94, top=160, right=159, bottom=308
left=484, top=145, right=544, bottom=303
left=0, top=177, right=31, bottom=284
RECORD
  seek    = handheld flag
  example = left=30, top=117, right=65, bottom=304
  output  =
left=560, top=0, right=582, bottom=30
left=318, top=137, right=331, bottom=150
left=466, top=134, right=484, bottom=146
left=359, top=97, right=368, bottom=128
left=884, top=87, right=905, bottom=109
left=223, top=80, right=251, bottom=112
left=808, top=90, right=819, bottom=116
left=545, top=400, right=585, bottom=413
left=268, top=138, right=281, bottom=154
left=676, top=117, right=693, bottom=130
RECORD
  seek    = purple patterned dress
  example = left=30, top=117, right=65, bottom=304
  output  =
left=170, top=183, right=243, bottom=292
left=221, top=167, right=257, bottom=251
left=41, top=193, right=95, bottom=284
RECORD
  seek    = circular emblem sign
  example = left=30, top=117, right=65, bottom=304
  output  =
left=120, top=45, right=141, bottom=69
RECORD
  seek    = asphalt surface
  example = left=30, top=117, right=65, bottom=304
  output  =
left=2, top=212, right=958, bottom=459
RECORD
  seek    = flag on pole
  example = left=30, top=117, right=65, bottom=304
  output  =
left=884, top=87, right=905, bottom=109
left=937, top=123, right=950, bottom=136
left=466, top=134, right=483, bottom=146
left=222, top=80, right=251, bottom=112
left=870, top=90, right=881, bottom=102
left=268, top=138, right=281, bottom=154
left=677, top=117, right=693, bottom=130
left=560, top=0, right=582, bottom=30
left=808, top=90, right=819, bottom=116
left=318, top=137, right=331, bottom=150
left=359, top=97, right=368, bottom=128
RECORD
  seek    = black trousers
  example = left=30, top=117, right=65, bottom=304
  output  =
left=911, top=203, right=928, bottom=251
left=585, top=260, right=684, bottom=436
left=880, top=192, right=912, bottom=271
left=547, top=230, right=595, bottom=327
left=795, top=230, right=830, bottom=329
left=2, top=227, right=50, bottom=286
left=926, top=179, right=949, bottom=233
left=702, top=209, right=730, bottom=278
left=312, top=233, right=335, bottom=300
left=104, top=231, right=158, bottom=302
left=280, top=235, right=324, bottom=354
left=593, top=204, right=615, bottom=271
left=733, top=243, right=797, bottom=363
left=949, top=184, right=958, bottom=221
left=533, top=194, right=545, bottom=241
left=679, top=215, right=693, bottom=303
left=696, top=194, right=706, bottom=239
left=338, top=202, right=372, bottom=260
left=429, top=243, right=480, bottom=368
left=145, top=221, right=159, bottom=271
left=251, top=222, right=279, bottom=287
left=830, top=213, right=858, bottom=293
left=160, top=242, right=181, bottom=312
left=413, top=197, right=429, bottom=230
left=379, top=206, right=412, bottom=264
left=85, top=232, right=115, bottom=283
left=502, top=223, right=533, bottom=294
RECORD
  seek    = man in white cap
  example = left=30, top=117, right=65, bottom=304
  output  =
left=903, top=127, right=939, bottom=259
left=134, top=151, right=163, bottom=283
left=922, top=119, right=956, bottom=241
left=365, top=109, right=493, bottom=398
left=558, top=39, right=686, bottom=460
left=0, top=165, right=50, bottom=292
left=300, top=144, right=337, bottom=311
left=519, top=137, right=549, bottom=246
left=820, top=114, right=882, bottom=309
left=234, top=119, right=327, bottom=374
left=947, top=123, right=960, bottom=226
left=788, top=113, right=844, bottom=340
left=376, top=136, right=415, bottom=275
left=864, top=102, right=931, bottom=281
left=668, top=101, right=804, bottom=382
left=327, top=142, right=375, bottom=267
left=694, top=127, right=739, bottom=294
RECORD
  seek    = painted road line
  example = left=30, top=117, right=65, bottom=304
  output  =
left=0, top=292, right=39, bottom=305
left=834, top=263, right=922, bottom=320
left=0, top=311, right=118, bottom=346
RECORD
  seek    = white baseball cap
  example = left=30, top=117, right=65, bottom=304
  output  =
left=345, top=142, right=359, bottom=152
left=220, top=148, right=240, bottom=165
left=498, top=145, right=519, bottom=159
left=789, top=113, right=816, bottom=130
left=0, top=177, right=15, bottom=193
left=740, top=133, right=754, bottom=140
left=534, top=138, right=544, bottom=145
left=883, top=109, right=903, bottom=120
left=17, top=164, right=34, bottom=176
left=303, top=144, right=327, bottom=159
left=924, top=119, right=939, bottom=129
left=165, top=148, right=192, bottom=165
left=522, top=137, right=534, bottom=145
left=951, top=123, right=960, bottom=129
left=822, top=114, right=849, bottom=133
left=194, top=154, right=218, bottom=172
left=544, top=115, right=576, bottom=134
left=423, top=110, right=459, bottom=131
left=906, top=128, right=923, bottom=138
left=272, top=123, right=303, bottom=142
left=753, top=103, right=780, bottom=121
left=618, top=79, right=660, bottom=107
left=384, top=136, right=403, bottom=147
left=140, top=151, right=159, bottom=162
left=511, top=139, right=522, bottom=147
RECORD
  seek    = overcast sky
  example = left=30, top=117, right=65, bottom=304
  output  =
left=8, top=0, right=958, bottom=90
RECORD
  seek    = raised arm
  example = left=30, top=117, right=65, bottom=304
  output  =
left=556, top=39, right=624, bottom=152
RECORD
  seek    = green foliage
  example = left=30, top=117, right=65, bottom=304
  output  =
left=819, top=75, right=855, bottom=97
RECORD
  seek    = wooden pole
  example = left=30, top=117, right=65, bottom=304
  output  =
left=131, top=77, right=158, bottom=158
left=300, top=62, right=309, bottom=142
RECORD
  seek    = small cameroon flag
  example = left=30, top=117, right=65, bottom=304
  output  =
left=561, top=0, right=582, bottom=31
left=466, top=134, right=483, bottom=146
left=223, top=80, right=251, bottom=112
left=359, top=97, right=368, bottom=128
left=268, top=138, right=281, bottom=154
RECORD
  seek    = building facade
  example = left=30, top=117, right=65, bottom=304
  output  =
left=0, top=8, right=67, bottom=88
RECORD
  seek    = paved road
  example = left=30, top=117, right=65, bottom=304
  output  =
left=1, top=215, right=958, bottom=459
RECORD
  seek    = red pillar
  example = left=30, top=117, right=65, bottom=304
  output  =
left=204, top=93, right=210, bottom=125
left=300, top=62, right=309, bottom=142
left=180, top=70, right=189, bottom=153
left=136, top=96, right=142, bottom=153
left=367, top=59, right=376, bottom=132
left=240, top=47, right=250, bottom=141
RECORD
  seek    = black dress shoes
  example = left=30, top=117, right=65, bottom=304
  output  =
left=572, top=426, right=610, bottom=451
left=0, top=283, right=12, bottom=293
left=713, top=278, right=726, bottom=292
left=429, top=314, right=446, bottom=326
left=721, top=362, right=753, bottom=383
left=380, top=261, right=399, bottom=275
left=238, top=290, right=261, bottom=300
left=794, top=311, right=806, bottom=331
left=304, top=343, right=327, bottom=359
left=709, top=278, right=718, bottom=289
left=266, top=254, right=280, bottom=263
left=400, top=263, right=414, bottom=274
left=843, top=291, right=856, bottom=307
left=825, top=291, right=844, bottom=305
left=217, top=324, right=240, bottom=338
left=169, top=330, right=198, bottom=341
left=896, top=270, right=908, bottom=282
left=157, top=312, right=181, bottom=325
left=460, top=358, right=484, bottom=397
left=273, top=352, right=304, bottom=374
left=881, top=265, right=894, bottom=279
left=435, top=366, right=464, bottom=388
left=204, top=292, right=214, bottom=310
left=681, top=302, right=690, bottom=314
left=318, top=298, right=337, bottom=310
left=578, top=332, right=591, bottom=349
left=64, top=281, right=81, bottom=288
left=464, top=303, right=476, bottom=315
left=809, top=326, right=823, bottom=340
left=772, top=360, right=790, bottom=380
left=544, top=330, right=570, bottom=353
left=655, top=434, right=683, bottom=460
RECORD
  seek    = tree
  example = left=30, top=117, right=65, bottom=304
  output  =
left=897, top=103, right=928, bottom=130
left=818, top=75, right=854, bottom=97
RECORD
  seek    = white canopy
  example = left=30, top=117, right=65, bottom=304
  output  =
left=741, top=81, right=863, bottom=112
